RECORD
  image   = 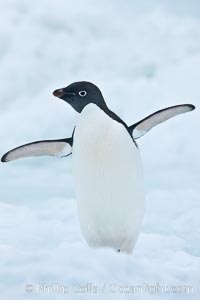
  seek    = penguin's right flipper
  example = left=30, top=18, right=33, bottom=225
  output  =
left=1, top=137, right=73, bottom=163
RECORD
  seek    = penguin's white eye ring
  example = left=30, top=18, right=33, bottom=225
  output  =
left=79, top=91, right=87, bottom=97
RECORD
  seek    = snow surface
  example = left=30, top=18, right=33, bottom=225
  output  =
left=0, top=0, right=199, bottom=299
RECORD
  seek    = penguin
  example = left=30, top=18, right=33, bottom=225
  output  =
left=1, top=81, right=195, bottom=254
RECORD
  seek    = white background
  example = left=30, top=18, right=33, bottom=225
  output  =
left=0, top=0, right=199, bottom=299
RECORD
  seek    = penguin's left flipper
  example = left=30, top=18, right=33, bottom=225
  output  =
left=129, top=104, right=195, bottom=139
left=1, top=138, right=73, bottom=163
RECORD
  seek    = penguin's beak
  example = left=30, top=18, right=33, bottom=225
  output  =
left=53, top=88, right=76, bottom=102
left=53, top=89, right=64, bottom=98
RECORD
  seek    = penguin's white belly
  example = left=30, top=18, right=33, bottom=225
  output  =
left=72, top=104, right=145, bottom=254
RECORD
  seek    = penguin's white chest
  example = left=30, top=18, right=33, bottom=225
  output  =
left=72, top=104, right=145, bottom=254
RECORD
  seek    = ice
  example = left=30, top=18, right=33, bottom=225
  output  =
left=0, top=0, right=199, bottom=299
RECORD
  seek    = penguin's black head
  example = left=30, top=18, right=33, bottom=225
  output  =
left=53, top=81, right=107, bottom=113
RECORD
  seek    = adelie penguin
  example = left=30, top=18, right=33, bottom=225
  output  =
left=1, top=81, right=195, bottom=254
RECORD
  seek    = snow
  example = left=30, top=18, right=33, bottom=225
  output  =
left=0, top=0, right=199, bottom=299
